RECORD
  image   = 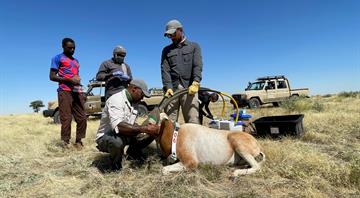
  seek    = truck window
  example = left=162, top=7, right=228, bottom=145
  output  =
left=267, top=81, right=275, bottom=90
left=89, top=86, right=105, bottom=96
left=248, top=82, right=265, bottom=90
left=277, top=81, right=287, bottom=89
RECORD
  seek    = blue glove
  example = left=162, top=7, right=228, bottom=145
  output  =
left=120, top=74, right=130, bottom=81
left=112, top=71, right=130, bottom=81
left=112, top=71, right=124, bottom=76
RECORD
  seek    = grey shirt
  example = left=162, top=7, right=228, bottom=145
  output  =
left=96, top=59, right=133, bottom=99
left=161, top=39, right=203, bottom=91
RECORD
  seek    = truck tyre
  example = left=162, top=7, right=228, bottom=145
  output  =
left=249, top=98, right=261, bottom=109
left=53, top=111, right=61, bottom=124
left=273, top=102, right=279, bottom=107
left=135, top=104, right=148, bottom=117
left=290, top=95, right=299, bottom=100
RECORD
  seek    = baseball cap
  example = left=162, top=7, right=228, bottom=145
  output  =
left=164, top=19, right=183, bottom=36
left=113, top=45, right=126, bottom=54
left=130, top=79, right=150, bottom=98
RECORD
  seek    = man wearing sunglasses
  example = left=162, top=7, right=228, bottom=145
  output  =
left=96, top=45, right=133, bottom=100
left=161, top=19, right=203, bottom=124
left=96, top=79, right=160, bottom=171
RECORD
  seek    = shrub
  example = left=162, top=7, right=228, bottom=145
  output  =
left=311, top=100, right=324, bottom=112
left=322, top=94, right=333, bottom=98
left=338, top=91, right=360, bottom=98
left=349, top=157, right=360, bottom=189
left=280, top=97, right=324, bottom=113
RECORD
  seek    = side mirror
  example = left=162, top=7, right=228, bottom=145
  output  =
left=265, top=86, right=269, bottom=90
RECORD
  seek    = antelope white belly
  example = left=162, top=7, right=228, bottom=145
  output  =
left=182, top=124, right=234, bottom=165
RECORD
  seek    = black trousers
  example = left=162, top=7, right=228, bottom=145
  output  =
left=96, top=130, right=154, bottom=169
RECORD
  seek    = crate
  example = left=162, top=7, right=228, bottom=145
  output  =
left=253, top=114, right=305, bottom=137
left=209, top=120, right=243, bottom=132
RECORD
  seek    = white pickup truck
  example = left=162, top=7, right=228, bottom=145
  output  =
left=231, top=75, right=309, bottom=108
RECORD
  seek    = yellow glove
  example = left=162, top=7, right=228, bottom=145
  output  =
left=188, top=81, right=200, bottom=95
left=164, top=89, right=174, bottom=98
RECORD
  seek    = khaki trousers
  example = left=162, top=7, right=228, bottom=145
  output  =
left=165, top=92, right=199, bottom=124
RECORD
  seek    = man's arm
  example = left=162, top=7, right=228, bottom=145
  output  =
left=199, top=102, right=207, bottom=117
left=204, top=103, right=213, bottom=118
left=161, top=48, right=173, bottom=90
left=125, top=63, right=133, bottom=81
left=192, top=42, right=203, bottom=83
left=107, top=97, right=159, bottom=137
left=49, top=69, right=80, bottom=85
left=96, top=61, right=111, bottom=81
left=116, top=122, right=159, bottom=137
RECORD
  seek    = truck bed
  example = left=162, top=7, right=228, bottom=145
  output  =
left=290, top=88, right=309, bottom=96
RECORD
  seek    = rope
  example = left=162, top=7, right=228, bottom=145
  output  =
left=158, top=87, right=240, bottom=122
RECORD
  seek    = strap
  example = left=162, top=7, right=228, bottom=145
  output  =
left=169, top=122, right=180, bottom=162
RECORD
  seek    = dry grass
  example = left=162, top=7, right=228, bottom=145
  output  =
left=1, top=94, right=359, bottom=197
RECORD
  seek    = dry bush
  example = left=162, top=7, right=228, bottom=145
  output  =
left=337, top=91, right=360, bottom=98
left=280, top=96, right=324, bottom=113
left=0, top=95, right=359, bottom=197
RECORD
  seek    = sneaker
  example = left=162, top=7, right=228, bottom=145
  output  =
left=74, top=140, right=84, bottom=150
left=60, top=140, right=70, bottom=149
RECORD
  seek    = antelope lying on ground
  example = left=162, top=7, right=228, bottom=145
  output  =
left=157, top=113, right=265, bottom=177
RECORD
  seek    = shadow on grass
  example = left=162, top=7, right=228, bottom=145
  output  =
left=91, top=154, right=115, bottom=173
left=91, top=148, right=162, bottom=174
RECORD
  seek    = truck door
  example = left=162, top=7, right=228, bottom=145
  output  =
left=85, top=84, right=104, bottom=115
left=276, top=79, right=290, bottom=100
left=265, top=80, right=277, bottom=102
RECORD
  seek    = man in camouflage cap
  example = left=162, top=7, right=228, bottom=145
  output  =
left=161, top=19, right=203, bottom=124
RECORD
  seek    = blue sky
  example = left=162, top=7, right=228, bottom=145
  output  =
left=0, top=0, right=359, bottom=115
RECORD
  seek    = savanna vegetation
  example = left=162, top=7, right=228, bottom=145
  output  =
left=0, top=92, right=359, bottom=197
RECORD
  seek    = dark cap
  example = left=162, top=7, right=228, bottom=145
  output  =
left=113, top=45, right=126, bottom=54
left=130, top=79, right=150, bottom=98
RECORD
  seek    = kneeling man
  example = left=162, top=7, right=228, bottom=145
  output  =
left=96, top=79, right=159, bottom=170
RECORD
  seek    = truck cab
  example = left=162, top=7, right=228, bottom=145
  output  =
left=232, top=75, right=309, bottom=108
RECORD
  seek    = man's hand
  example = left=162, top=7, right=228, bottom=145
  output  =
left=141, top=124, right=160, bottom=137
left=71, top=75, right=81, bottom=85
left=112, top=71, right=130, bottom=81
left=188, top=81, right=200, bottom=95
left=164, top=89, right=174, bottom=98
left=206, top=115, right=214, bottom=120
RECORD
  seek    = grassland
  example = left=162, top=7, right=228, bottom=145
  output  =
left=0, top=93, right=359, bottom=197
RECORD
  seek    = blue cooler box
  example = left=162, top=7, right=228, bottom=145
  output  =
left=230, top=113, right=252, bottom=120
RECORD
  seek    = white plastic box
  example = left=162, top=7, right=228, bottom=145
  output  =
left=209, top=119, right=243, bottom=132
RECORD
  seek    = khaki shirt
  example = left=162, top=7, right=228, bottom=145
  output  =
left=96, top=89, right=137, bottom=140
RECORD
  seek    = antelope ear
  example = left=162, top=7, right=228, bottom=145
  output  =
left=160, top=113, right=169, bottom=121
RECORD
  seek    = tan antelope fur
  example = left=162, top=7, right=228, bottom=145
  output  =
left=158, top=113, right=265, bottom=177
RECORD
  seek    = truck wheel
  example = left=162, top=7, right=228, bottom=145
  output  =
left=136, top=104, right=148, bottom=117
left=273, top=102, right=279, bottom=107
left=290, top=95, right=299, bottom=100
left=53, top=111, right=61, bottom=124
left=249, top=98, right=260, bottom=109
